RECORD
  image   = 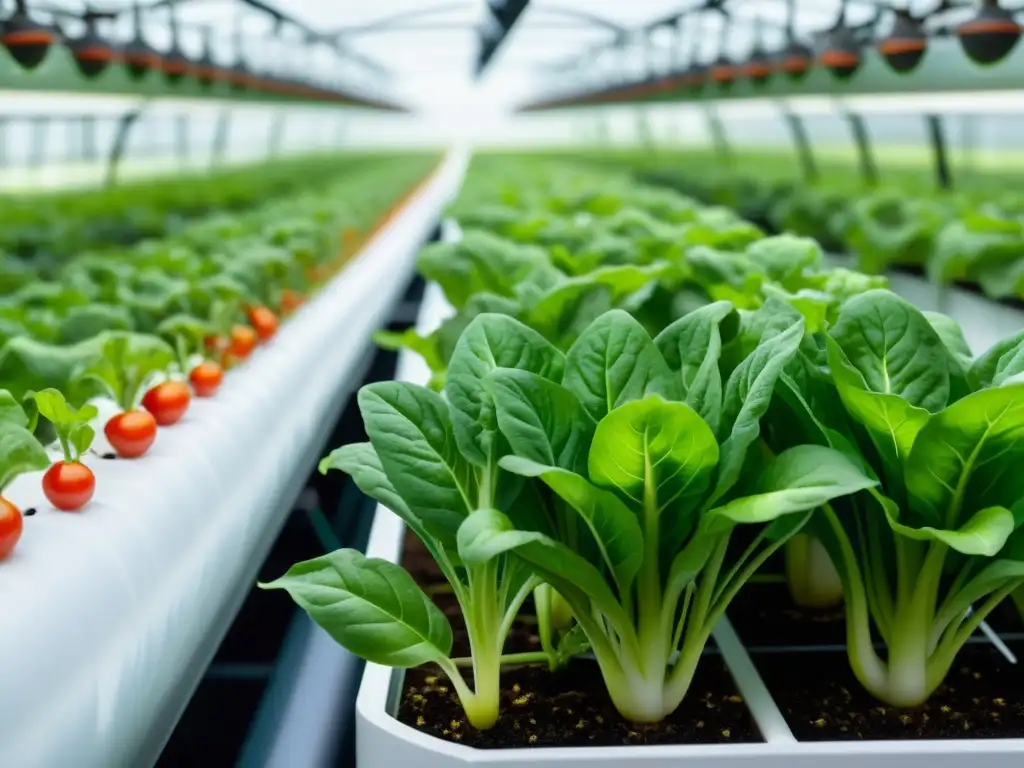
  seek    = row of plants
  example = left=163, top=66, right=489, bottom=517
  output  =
left=0, top=151, right=405, bottom=276
left=0, top=151, right=440, bottom=563
left=584, top=149, right=1024, bottom=305
left=265, top=153, right=1024, bottom=747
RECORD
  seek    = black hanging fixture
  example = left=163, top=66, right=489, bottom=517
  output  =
left=683, top=13, right=708, bottom=92
left=123, top=1, right=160, bottom=80
left=709, top=10, right=735, bottom=88
left=1, top=0, right=55, bottom=70
left=228, top=15, right=249, bottom=92
left=66, top=8, right=115, bottom=79
left=743, top=17, right=774, bottom=84
left=956, top=0, right=1021, bottom=65
left=820, top=1, right=862, bottom=79
left=161, top=0, right=191, bottom=84
left=777, top=0, right=813, bottom=80
left=195, top=26, right=217, bottom=88
left=877, top=8, right=927, bottom=73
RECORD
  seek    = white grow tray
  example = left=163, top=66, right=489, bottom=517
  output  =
left=356, top=278, right=1024, bottom=768
left=0, top=148, right=469, bottom=768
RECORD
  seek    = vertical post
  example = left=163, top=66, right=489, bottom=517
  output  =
left=176, top=113, right=189, bottom=162
left=783, top=110, right=818, bottom=182
left=845, top=111, right=878, bottom=186
left=925, top=113, right=952, bottom=190
left=706, top=107, right=733, bottom=166
left=105, top=106, right=145, bottom=187
left=0, top=117, right=8, bottom=169
left=83, top=115, right=97, bottom=161
left=267, top=110, right=287, bottom=158
left=29, top=116, right=49, bottom=167
left=333, top=113, right=346, bottom=147
left=211, top=108, right=232, bottom=167
left=960, top=113, right=977, bottom=184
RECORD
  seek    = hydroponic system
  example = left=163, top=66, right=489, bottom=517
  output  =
left=3, top=0, right=1024, bottom=766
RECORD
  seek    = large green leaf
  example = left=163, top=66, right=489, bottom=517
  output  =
left=0, top=391, right=29, bottom=429
left=320, top=442, right=418, bottom=526
left=827, top=290, right=950, bottom=412
left=457, top=507, right=548, bottom=564
left=488, top=369, right=594, bottom=476
left=524, top=264, right=666, bottom=348
left=0, top=422, right=50, bottom=492
left=563, top=309, right=677, bottom=421
left=970, top=330, right=1024, bottom=390
left=904, top=383, right=1024, bottom=528
left=499, top=456, right=643, bottom=593
left=714, top=319, right=804, bottom=502
left=589, top=396, right=718, bottom=518
left=654, top=300, right=737, bottom=431
left=358, top=383, right=475, bottom=537
left=874, top=492, right=1015, bottom=557
left=471, top=508, right=633, bottom=631
left=825, top=335, right=931, bottom=488
left=259, top=549, right=453, bottom=667
left=445, top=313, right=565, bottom=468
left=708, top=445, right=877, bottom=531
left=416, top=230, right=548, bottom=309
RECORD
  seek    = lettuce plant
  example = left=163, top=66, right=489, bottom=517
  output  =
left=466, top=308, right=875, bottom=722
left=260, top=314, right=587, bottom=730
left=792, top=290, right=1024, bottom=706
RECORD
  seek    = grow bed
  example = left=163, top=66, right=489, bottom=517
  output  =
left=0, top=148, right=468, bottom=768
left=354, top=280, right=1024, bottom=768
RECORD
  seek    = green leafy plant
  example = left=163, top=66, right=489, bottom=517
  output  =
left=469, top=308, right=875, bottom=722
left=790, top=290, right=1024, bottom=706
left=27, top=389, right=97, bottom=464
left=73, top=332, right=176, bottom=412
left=261, top=313, right=584, bottom=730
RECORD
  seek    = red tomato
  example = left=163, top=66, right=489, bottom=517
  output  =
left=204, top=334, right=224, bottom=354
left=246, top=306, right=278, bottom=342
left=189, top=361, right=223, bottom=398
left=142, top=381, right=191, bottom=426
left=0, top=497, right=22, bottom=561
left=42, top=462, right=96, bottom=511
left=279, top=289, right=304, bottom=315
left=229, top=325, right=257, bottom=359
left=105, top=411, right=158, bottom=459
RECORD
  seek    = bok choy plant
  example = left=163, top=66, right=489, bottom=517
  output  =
left=791, top=289, right=1024, bottom=707
left=467, top=307, right=876, bottom=722
left=260, top=314, right=587, bottom=730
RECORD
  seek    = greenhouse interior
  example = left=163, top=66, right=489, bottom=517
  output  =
left=4, top=0, right=1024, bottom=766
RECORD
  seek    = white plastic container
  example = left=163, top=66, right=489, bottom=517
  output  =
left=354, top=281, right=1024, bottom=768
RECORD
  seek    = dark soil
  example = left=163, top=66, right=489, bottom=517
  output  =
left=398, top=658, right=759, bottom=749
left=755, top=643, right=1024, bottom=740
left=727, top=582, right=846, bottom=649
left=396, top=530, right=760, bottom=748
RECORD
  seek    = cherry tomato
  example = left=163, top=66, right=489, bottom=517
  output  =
left=279, top=289, right=304, bottom=315
left=246, top=306, right=278, bottom=342
left=190, top=361, right=223, bottom=398
left=105, top=410, right=158, bottom=459
left=229, top=325, right=257, bottom=359
left=0, top=497, right=22, bottom=561
left=142, top=380, right=191, bottom=426
left=42, top=461, right=95, bottom=511
left=203, top=334, right=219, bottom=351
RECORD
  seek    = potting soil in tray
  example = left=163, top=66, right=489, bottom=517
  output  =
left=396, top=531, right=761, bottom=748
left=727, top=582, right=846, bottom=649
left=753, top=642, right=1024, bottom=741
